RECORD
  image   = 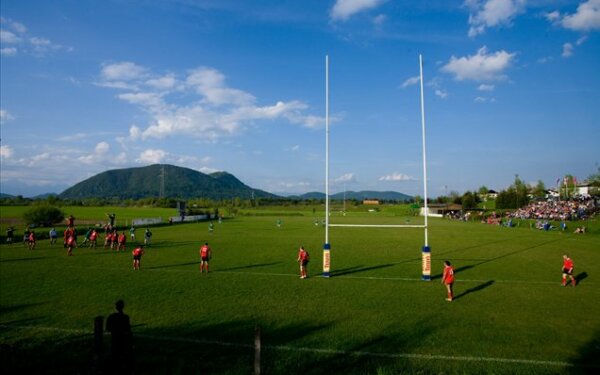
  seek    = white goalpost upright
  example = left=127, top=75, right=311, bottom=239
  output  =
left=322, top=54, right=431, bottom=281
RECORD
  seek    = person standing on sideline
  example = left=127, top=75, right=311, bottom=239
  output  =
left=199, top=242, right=211, bottom=273
left=129, top=226, right=136, bottom=241
left=105, top=300, right=132, bottom=373
left=144, top=228, right=152, bottom=246
left=442, top=260, right=455, bottom=302
left=27, top=231, right=36, bottom=250
left=6, top=227, right=14, bottom=245
left=562, top=254, right=576, bottom=287
left=49, top=227, right=57, bottom=245
left=132, top=245, right=144, bottom=270
left=297, top=246, right=310, bottom=279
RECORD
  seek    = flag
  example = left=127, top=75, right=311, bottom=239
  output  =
left=556, top=177, right=560, bottom=185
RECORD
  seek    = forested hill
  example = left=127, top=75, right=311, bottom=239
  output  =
left=59, top=164, right=279, bottom=200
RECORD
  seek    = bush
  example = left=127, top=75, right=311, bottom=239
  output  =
left=22, top=206, right=65, bottom=226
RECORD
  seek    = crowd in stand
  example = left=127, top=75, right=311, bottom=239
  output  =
left=508, top=197, right=596, bottom=221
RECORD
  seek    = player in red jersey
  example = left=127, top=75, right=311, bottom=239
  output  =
left=27, top=231, right=36, bottom=250
left=89, top=229, right=98, bottom=249
left=199, top=243, right=211, bottom=273
left=562, top=254, right=576, bottom=287
left=118, top=232, right=127, bottom=252
left=132, top=246, right=144, bottom=270
left=296, top=246, right=310, bottom=279
left=442, top=260, right=455, bottom=301
left=66, top=233, right=76, bottom=256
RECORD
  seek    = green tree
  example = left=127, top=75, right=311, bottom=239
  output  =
left=461, top=191, right=480, bottom=209
left=532, top=180, right=546, bottom=199
left=23, top=206, right=65, bottom=226
left=477, top=186, right=489, bottom=198
left=586, top=165, right=600, bottom=196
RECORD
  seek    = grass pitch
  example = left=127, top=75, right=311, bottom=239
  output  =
left=1, top=212, right=599, bottom=374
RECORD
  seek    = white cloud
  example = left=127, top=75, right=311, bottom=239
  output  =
left=98, top=63, right=323, bottom=141
left=0, top=29, right=21, bottom=44
left=331, top=0, right=386, bottom=21
left=435, top=89, right=448, bottom=99
left=0, top=19, right=71, bottom=57
left=466, top=0, right=526, bottom=37
left=441, top=46, right=516, bottom=81
left=576, top=35, right=588, bottom=45
left=118, top=92, right=165, bottom=109
left=0, top=145, right=14, bottom=159
left=136, top=149, right=168, bottom=164
left=401, top=76, right=420, bottom=88
left=291, top=145, right=300, bottom=151
left=562, top=42, right=574, bottom=57
left=1, top=109, right=15, bottom=123
left=186, top=67, right=255, bottom=106
left=199, top=166, right=219, bottom=174
left=102, top=62, right=148, bottom=82
left=0, top=47, right=17, bottom=56
left=379, top=172, right=416, bottom=181
left=334, top=173, right=356, bottom=183
left=474, top=96, right=496, bottom=103
left=478, top=84, right=495, bottom=91
left=560, top=0, right=600, bottom=31
left=146, top=74, right=178, bottom=90
left=373, top=14, right=387, bottom=29
left=78, top=142, right=113, bottom=164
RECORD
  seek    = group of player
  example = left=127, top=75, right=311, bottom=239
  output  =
left=439, top=254, right=576, bottom=302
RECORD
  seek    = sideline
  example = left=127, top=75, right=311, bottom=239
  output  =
left=0, top=324, right=592, bottom=369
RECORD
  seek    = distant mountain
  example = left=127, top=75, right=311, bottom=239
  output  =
left=32, top=193, right=59, bottom=199
left=59, top=164, right=279, bottom=200
left=0, top=193, right=15, bottom=198
left=290, top=191, right=413, bottom=201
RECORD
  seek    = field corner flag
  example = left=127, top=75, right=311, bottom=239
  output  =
left=323, top=243, right=331, bottom=278
left=421, top=246, right=431, bottom=281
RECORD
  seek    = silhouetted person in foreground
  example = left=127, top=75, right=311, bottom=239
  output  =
left=106, top=300, right=132, bottom=373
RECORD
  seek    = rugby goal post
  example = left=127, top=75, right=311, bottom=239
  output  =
left=323, top=54, right=431, bottom=280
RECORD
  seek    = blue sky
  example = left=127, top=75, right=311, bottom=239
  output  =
left=1, top=0, right=599, bottom=198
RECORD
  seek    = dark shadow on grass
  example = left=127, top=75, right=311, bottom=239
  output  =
left=575, top=272, right=588, bottom=285
left=433, top=239, right=565, bottom=277
left=218, top=262, right=282, bottom=272
left=453, top=280, right=494, bottom=301
left=436, top=238, right=511, bottom=257
left=145, top=261, right=199, bottom=270
left=0, top=256, right=47, bottom=263
left=0, top=302, right=47, bottom=316
left=332, top=263, right=395, bottom=277
left=569, top=329, right=600, bottom=374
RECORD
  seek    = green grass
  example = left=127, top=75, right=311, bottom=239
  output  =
left=1, top=213, right=599, bottom=374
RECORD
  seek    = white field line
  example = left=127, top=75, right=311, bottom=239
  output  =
left=329, top=224, right=426, bottom=228
left=45, top=264, right=591, bottom=285
left=0, top=324, right=589, bottom=369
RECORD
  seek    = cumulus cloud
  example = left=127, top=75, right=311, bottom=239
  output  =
left=557, top=0, right=600, bottom=31
left=401, top=76, right=420, bottom=88
left=99, top=62, right=323, bottom=141
left=1, top=109, right=15, bottom=124
left=379, top=172, right=416, bottom=181
left=466, top=0, right=526, bottom=37
left=0, top=18, right=71, bottom=56
left=334, top=173, right=356, bottom=183
left=435, top=89, right=448, bottom=99
left=477, top=84, right=495, bottom=91
left=101, top=62, right=148, bottom=82
left=441, top=46, right=516, bottom=81
left=0, top=145, right=14, bottom=159
left=78, top=141, right=115, bottom=164
left=474, top=96, right=496, bottom=103
left=562, top=42, right=574, bottom=57
left=136, top=149, right=168, bottom=164
left=330, top=0, right=386, bottom=21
